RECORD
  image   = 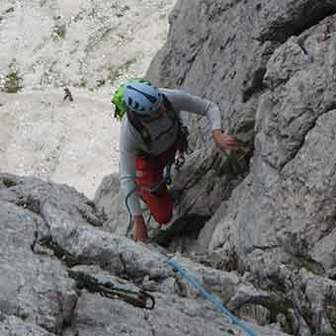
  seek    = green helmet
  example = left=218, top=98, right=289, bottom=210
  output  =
left=111, top=77, right=152, bottom=120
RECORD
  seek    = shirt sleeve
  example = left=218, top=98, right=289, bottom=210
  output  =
left=119, top=120, right=142, bottom=217
left=161, top=88, right=222, bottom=130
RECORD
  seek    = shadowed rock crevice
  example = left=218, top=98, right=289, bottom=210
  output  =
left=1, top=175, right=18, bottom=188
left=244, top=6, right=336, bottom=102
left=257, top=3, right=336, bottom=43
left=32, top=234, right=86, bottom=268
left=242, top=67, right=267, bottom=103
left=153, top=214, right=211, bottom=250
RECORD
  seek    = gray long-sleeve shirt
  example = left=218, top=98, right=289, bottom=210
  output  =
left=119, top=88, right=222, bottom=216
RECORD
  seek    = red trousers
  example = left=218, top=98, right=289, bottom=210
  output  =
left=135, top=145, right=177, bottom=225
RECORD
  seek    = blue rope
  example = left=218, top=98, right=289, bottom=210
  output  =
left=167, top=258, right=258, bottom=336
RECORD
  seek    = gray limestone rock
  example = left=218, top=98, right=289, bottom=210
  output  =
left=3, top=0, right=336, bottom=334
left=147, top=0, right=336, bottom=334
left=0, top=173, right=289, bottom=335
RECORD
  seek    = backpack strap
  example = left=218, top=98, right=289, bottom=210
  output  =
left=126, top=109, right=152, bottom=149
left=162, top=94, right=177, bottom=121
left=126, top=94, right=185, bottom=152
left=162, top=95, right=190, bottom=168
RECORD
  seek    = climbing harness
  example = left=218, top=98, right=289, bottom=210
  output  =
left=124, top=163, right=174, bottom=237
left=68, top=270, right=155, bottom=310
left=141, top=164, right=173, bottom=195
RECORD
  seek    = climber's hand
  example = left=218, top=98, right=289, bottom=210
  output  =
left=212, top=130, right=240, bottom=152
left=133, top=215, right=148, bottom=243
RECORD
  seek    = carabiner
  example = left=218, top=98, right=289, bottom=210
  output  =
left=139, top=290, right=155, bottom=310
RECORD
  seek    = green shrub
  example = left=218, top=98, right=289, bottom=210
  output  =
left=2, top=71, right=23, bottom=93
left=53, top=24, right=66, bottom=40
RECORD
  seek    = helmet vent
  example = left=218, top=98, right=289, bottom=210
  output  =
left=124, top=81, right=162, bottom=115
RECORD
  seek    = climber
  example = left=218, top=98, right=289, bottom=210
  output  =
left=113, top=79, right=240, bottom=242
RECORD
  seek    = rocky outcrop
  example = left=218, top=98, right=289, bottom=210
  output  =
left=0, top=173, right=289, bottom=335
left=94, top=173, right=129, bottom=235
left=147, top=0, right=336, bottom=334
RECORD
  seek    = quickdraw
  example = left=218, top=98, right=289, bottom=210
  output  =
left=97, top=285, right=155, bottom=310
left=174, top=125, right=191, bottom=171
left=68, top=270, right=155, bottom=310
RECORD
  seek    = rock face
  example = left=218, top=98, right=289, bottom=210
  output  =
left=0, top=173, right=288, bottom=336
left=2, top=0, right=336, bottom=335
left=146, top=0, right=336, bottom=334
